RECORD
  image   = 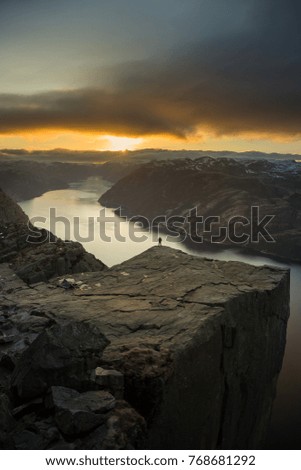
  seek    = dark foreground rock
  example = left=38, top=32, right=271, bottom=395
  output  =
left=48, top=386, right=116, bottom=436
left=11, top=323, right=109, bottom=400
left=0, top=246, right=290, bottom=449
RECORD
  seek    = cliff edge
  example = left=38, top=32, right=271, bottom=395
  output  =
left=0, top=246, right=290, bottom=449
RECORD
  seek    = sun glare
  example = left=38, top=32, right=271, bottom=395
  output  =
left=98, top=135, right=143, bottom=152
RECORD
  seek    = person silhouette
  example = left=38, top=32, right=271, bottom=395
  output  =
left=158, top=237, right=162, bottom=246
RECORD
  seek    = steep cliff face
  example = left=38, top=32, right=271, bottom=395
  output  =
left=0, top=189, right=28, bottom=224
left=0, top=188, right=107, bottom=282
left=99, top=158, right=301, bottom=262
left=0, top=247, right=290, bottom=449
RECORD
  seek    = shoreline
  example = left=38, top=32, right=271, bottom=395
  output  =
left=111, top=207, right=301, bottom=267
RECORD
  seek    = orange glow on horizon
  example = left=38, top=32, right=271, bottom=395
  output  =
left=0, top=128, right=301, bottom=155
left=97, top=135, right=144, bottom=151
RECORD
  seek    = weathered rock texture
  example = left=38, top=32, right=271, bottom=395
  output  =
left=0, top=189, right=29, bottom=225
left=11, top=323, right=109, bottom=400
left=0, top=246, right=290, bottom=449
left=0, top=188, right=107, bottom=283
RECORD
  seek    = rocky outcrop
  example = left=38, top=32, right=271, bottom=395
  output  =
left=9, top=235, right=107, bottom=284
left=0, top=246, right=290, bottom=449
left=0, top=188, right=107, bottom=283
left=0, top=276, right=145, bottom=450
left=11, top=323, right=109, bottom=400
left=47, top=387, right=116, bottom=436
left=99, top=157, right=301, bottom=263
left=0, top=189, right=28, bottom=225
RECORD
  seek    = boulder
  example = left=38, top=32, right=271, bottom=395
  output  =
left=92, top=367, right=124, bottom=398
left=75, top=401, right=146, bottom=450
left=47, top=386, right=116, bottom=436
left=11, top=416, right=62, bottom=450
left=11, top=322, right=109, bottom=400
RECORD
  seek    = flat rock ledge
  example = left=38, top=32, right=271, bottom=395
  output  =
left=0, top=246, right=290, bottom=449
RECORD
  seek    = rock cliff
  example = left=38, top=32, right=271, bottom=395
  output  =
left=0, top=188, right=107, bottom=283
left=0, top=246, right=290, bottom=449
left=0, top=189, right=28, bottom=225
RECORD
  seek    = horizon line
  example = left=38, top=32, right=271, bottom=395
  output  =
left=1, top=147, right=301, bottom=158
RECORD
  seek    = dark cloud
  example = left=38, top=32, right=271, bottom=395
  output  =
left=0, top=0, right=301, bottom=139
left=0, top=88, right=191, bottom=137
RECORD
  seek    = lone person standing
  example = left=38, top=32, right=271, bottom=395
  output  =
left=158, top=237, right=162, bottom=246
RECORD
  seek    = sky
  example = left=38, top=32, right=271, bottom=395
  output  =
left=0, top=0, right=301, bottom=153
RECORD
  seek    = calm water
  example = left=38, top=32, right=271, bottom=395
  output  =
left=20, top=176, right=301, bottom=449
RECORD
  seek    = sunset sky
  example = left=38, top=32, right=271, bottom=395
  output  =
left=0, top=0, right=301, bottom=153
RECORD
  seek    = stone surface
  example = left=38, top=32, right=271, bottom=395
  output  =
left=92, top=367, right=124, bottom=398
left=0, top=394, right=16, bottom=448
left=0, top=189, right=28, bottom=225
left=12, top=398, right=44, bottom=419
left=10, top=415, right=63, bottom=450
left=0, top=246, right=290, bottom=449
left=47, top=386, right=115, bottom=436
left=0, top=394, right=15, bottom=435
left=74, top=401, right=146, bottom=450
left=49, top=386, right=116, bottom=413
left=11, top=322, right=109, bottom=400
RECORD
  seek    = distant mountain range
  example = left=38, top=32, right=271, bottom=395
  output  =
left=1, top=147, right=301, bottom=164
left=1, top=152, right=300, bottom=263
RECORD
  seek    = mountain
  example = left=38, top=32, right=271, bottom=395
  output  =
left=0, top=160, right=138, bottom=201
left=100, top=157, right=301, bottom=262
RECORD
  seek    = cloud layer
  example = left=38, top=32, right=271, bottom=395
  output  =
left=1, top=0, right=301, bottom=140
